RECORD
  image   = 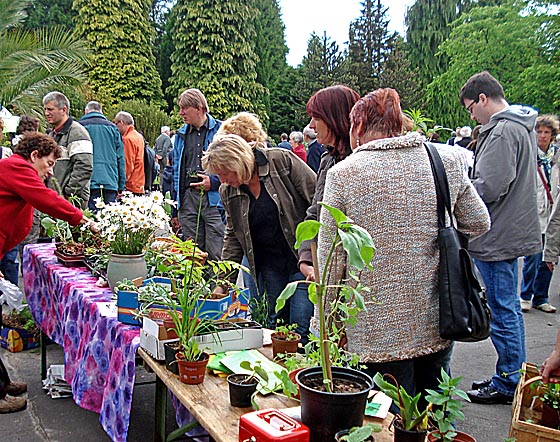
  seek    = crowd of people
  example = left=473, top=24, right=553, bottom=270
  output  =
left=1, top=70, right=560, bottom=417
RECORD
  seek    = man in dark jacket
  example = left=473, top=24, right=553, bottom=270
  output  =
left=79, top=101, right=126, bottom=210
left=460, top=71, right=541, bottom=405
left=303, top=125, right=325, bottom=173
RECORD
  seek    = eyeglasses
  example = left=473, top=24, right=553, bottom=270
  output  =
left=114, top=120, right=122, bottom=125
left=466, top=99, right=479, bottom=114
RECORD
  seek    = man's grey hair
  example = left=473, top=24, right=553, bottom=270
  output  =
left=115, top=111, right=134, bottom=126
left=303, top=125, right=317, bottom=140
left=290, top=131, right=304, bottom=144
left=161, top=126, right=170, bottom=134
left=43, top=91, right=70, bottom=115
left=85, top=101, right=102, bottom=113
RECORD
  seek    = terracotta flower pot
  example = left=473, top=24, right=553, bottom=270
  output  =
left=427, top=430, right=476, bottom=441
left=271, top=332, right=301, bottom=358
left=288, top=368, right=304, bottom=400
left=176, top=352, right=210, bottom=385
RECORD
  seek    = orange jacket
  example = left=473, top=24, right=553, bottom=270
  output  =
left=122, top=126, right=145, bottom=194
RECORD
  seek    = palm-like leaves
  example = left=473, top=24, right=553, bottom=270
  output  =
left=0, top=0, right=89, bottom=116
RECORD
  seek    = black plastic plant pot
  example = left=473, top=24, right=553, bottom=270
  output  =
left=164, top=342, right=180, bottom=375
left=335, top=429, right=375, bottom=441
left=392, top=418, right=427, bottom=442
left=296, top=366, right=373, bottom=442
left=227, top=374, right=258, bottom=408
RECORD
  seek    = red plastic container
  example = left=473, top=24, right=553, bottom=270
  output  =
left=239, top=409, right=310, bottom=442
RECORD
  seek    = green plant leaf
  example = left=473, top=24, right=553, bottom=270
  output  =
left=294, top=220, right=321, bottom=248
left=275, top=281, right=298, bottom=313
left=319, top=202, right=348, bottom=225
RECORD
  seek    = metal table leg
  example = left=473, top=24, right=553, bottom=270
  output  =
left=40, top=331, right=48, bottom=380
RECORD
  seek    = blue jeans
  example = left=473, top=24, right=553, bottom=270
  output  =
left=474, top=258, right=526, bottom=396
left=258, top=266, right=313, bottom=344
left=363, top=344, right=454, bottom=414
left=0, top=246, right=19, bottom=285
left=521, top=251, right=553, bottom=306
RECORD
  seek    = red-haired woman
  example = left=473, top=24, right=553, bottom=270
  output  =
left=298, top=85, right=360, bottom=281
left=318, top=88, right=490, bottom=406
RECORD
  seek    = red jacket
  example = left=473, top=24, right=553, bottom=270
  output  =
left=122, top=126, right=145, bottom=194
left=0, top=154, right=83, bottom=258
left=292, top=143, right=307, bottom=163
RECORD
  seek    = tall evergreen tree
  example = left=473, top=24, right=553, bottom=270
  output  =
left=73, top=0, right=163, bottom=105
left=294, top=32, right=358, bottom=129
left=378, top=37, right=423, bottom=111
left=405, top=0, right=459, bottom=87
left=23, top=0, right=75, bottom=30
left=347, top=0, right=397, bottom=94
left=253, top=0, right=289, bottom=129
left=167, top=0, right=266, bottom=121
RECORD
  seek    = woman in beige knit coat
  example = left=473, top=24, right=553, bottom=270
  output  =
left=318, top=88, right=491, bottom=403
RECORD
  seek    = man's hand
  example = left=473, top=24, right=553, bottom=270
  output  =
left=0, top=270, right=4, bottom=279
left=171, top=217, right=181, bottom=232
left=547, top=261, right=555, bottom=273
left=190, top=173, right=211, bottom=192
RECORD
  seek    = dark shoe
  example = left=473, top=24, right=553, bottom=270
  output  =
left=471, top=378, right=491, bottom=390
left=0, top=395, right=27, bottom=414
left=467, top=385, right=513, bottom=405
left=5, top=382, right=27, bottom=396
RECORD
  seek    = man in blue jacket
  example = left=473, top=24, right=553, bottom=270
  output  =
left=172, top=89, right=224, bottom=260
left=79, top=101, right=126, bottom=210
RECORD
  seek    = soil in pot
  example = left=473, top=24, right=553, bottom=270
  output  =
left=297, top=366, right=373, bottom=442
left=271, top=332, right=301, bottom=358
left=392, top=418, right=427, bottom=442
left=176, top=352, right=210, bottom=385
left=227, top=374, right=258, bottom=408
left=164, top=342, right=180, bottom=375
left=427, top=430, right=476, bottom=442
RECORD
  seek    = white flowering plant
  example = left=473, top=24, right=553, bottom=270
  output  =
left=96, top=191, right=174, bottom=255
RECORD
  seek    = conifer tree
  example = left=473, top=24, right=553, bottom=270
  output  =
left=348, top=0, right=397, bottom=94
left=73, top=0, right=163, bottom=105
left=167, top=0, right=266, bottom=121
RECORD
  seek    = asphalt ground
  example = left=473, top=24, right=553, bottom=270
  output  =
left=1, top=264, right=559, bottom=442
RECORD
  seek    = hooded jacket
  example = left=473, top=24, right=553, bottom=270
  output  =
left=470, top=105, right=541, bottom=261
left=79, top=112, right=126, bottom=192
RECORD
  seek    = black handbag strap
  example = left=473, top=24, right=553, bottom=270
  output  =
left=424, top=142, right=455, bottom=229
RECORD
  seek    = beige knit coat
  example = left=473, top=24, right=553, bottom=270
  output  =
left=317, top=132, right=491, bottom=363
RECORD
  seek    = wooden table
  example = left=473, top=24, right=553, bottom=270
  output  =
left=138, top=347, right=395, bottom=442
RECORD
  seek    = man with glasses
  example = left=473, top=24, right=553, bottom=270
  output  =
left=459, top=71, right=541, bottom=404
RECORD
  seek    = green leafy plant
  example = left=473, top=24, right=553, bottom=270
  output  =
left=337, top=423, right=381, bottom=442
left=273, top=322, right=299, bottom=341
left=276, top=202, right=375, bottom=392
left=373, top=372, right=429, bottom=432
left=239, top=360, right=269, bottom=387
left=425, top=369, right=471, bottom=441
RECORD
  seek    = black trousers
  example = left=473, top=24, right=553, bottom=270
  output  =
left=0, top=304, right=10, bottom=398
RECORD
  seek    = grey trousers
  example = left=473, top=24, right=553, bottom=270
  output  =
left=178, top=190, right=225, bottom=261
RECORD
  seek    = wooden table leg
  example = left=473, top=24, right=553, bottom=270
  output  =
left=40, top=331, right=48, bottom=380
left=154, top=374, right=168, bottom=442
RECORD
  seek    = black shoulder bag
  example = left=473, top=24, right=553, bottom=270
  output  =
left=424, top=142, right=491, bottom=342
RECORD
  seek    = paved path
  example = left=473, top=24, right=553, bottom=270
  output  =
left=1, top=265, right=559, bottom=441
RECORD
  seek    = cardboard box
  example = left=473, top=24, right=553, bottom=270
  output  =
left=143, top=316, right=177, bottom=340
left=196, top=288, right=250, bottom=320
left=0, top=326, right=39, bottom=352
left=117, top=277, right=174, bottom=326
left=140, top=328, right=178, bottom=360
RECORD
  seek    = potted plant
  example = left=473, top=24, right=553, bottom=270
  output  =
left=271, top=322, right=301, bottom=358
left=373, top=373, right=429, bottom=442
left=532, top=380, right=560, bottom=429
left=334, top=423, right=381, bottom=442
left=425, top=369, right=476, bottom=442
left=95, top=191, right=174, bottom=289
left=227, top=360, right=269, bottom=408
left=276, top=203, right=376, bottom=442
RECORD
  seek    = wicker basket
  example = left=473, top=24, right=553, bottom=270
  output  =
left=509, top=362, right=560, bottom=441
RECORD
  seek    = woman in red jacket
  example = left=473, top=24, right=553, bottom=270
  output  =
left=0, top=131, right=96, bottom=414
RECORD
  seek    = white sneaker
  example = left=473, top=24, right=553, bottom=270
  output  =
left=520, top=300, right=531, bottom=312
left=534, top=303, right=557, bottom=313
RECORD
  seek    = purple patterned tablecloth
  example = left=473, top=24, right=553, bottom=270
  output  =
left=23, top=243, right=140, bottom=442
